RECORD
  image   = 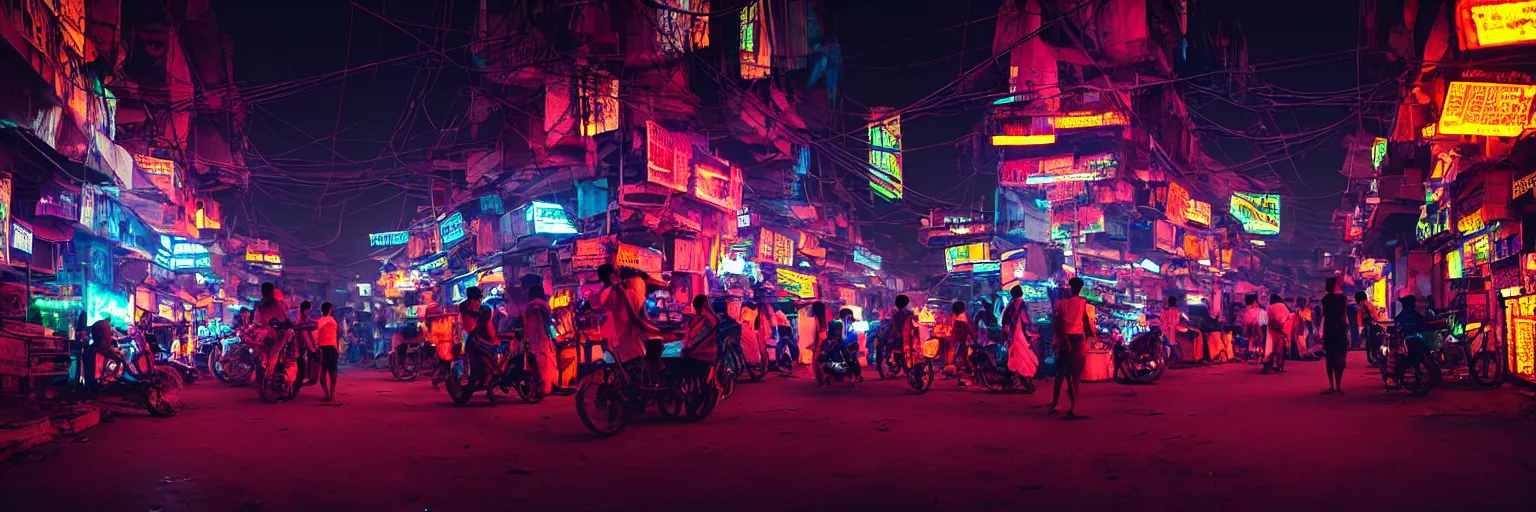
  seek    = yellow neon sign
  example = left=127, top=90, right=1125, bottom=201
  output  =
left=1437, top=81, right=1536, bottom=137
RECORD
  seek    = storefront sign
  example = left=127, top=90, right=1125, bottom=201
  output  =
left=573, top=237, right=612, bottom=272
left=1464, top=232, right=1492, bottom=267
left=646, top=121, right=692, bottom=192
left=479, top=194, right=504, bottom=215
left=776, top=268, right=818, bottom=299
left=616, top=243, right=664, bottom=274
left=11, top=221, right=32, bottom=255
left=1514, top=171, right=1536, bottom=199
left=1371, top=137, right=1388, bottom=170
left=944, top=243, right=990, bottom=272
left=1437, top=81, right=1536, bottom=137
left=1456, top=0, right=1536, bottom=50
left=1050, top=111, right=1129, bottom=130
left=370, top=231, right=409, bottom=247
left=1417, top=205, right=1451, bottom=241
left=990, top=116, right=1056, bottom=146
left=1000, top=152, right=1118, bottom=186
left=1357, top=258, right=1387, bottom=279
left=134, top=154, right=178, bottom=196
left=154, top=235, right=210, bottom=271
left=1493, top=222, right=1523, bottom=261
left=1504, top=292, right=1536, bottom=383
left=853, top=246, right=882, bottom=270
left=524, top=201, right=577, bottom=235
left=1184, top=199, right=1212, bottom=227
left=438, top=212, right=466, bottom=247
left=1457, top=210, right=1486, bottom=235
left=869, top=112, right=903, bottom=200
left=755, top=229, right=795, bottom=266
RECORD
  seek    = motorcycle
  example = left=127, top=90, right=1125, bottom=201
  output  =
left=968, top=342, right=1035, bottom=393
left=714, top=313, right=768, bottom=398
left=575, top=331, right=721, bottom=437
left=212, top=328, right=261, bottom=385
left=905, top=338, right=940, bottom=394
left=1114, top=327, right=1167, bottom=384
left=817, top=339, right=862, bottom=387
left=87, top=335, right=180, bottom=417
left=1380, top=326, right=1438, bottom=396
left=258, top=321, right=320, bottom=403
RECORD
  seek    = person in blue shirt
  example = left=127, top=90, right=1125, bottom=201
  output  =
left=1389, top=295, right=1443, bottom=385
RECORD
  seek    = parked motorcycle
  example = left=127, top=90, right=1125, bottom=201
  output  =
left=968, top=342, right=1035, bottom=393
left=1114, top=327, right=1167, bottom=384
left=1381, top=326, right=1438, bottom=396
left=258, top=321, right=320, bottom=403
left=87, top=336, right=180, bottom=417
left=1432, top=324, right=1503, bottom=388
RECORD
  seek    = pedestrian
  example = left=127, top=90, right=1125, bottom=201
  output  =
left=1356, top=291, right=1385, bottom=358
left=1264, top=294, right=1291, bottom=374
left=524, top=284, right=558, bottom=395
left=1001, top=285, right=1039, bottom=390
left=1240, top=294, right=1265, bottom=362
left=809, top=301, right=830, bottom=382
left=890, top=295, right=919, bottom=371
left=740, top=302, right=766, bottom=370
left=1292, top=297, right=1314, bottom=359
left=1050, top=277, right=1093, bottom=418
left=681, top=294, right=719, bottom=380
left=771, top=306, right=796, bottom=368
left=1160, top=296, right=1187, bottom=363
left=315, top=302, right=340, bottom=403
left=1320, top=278, right=1349, bottom=394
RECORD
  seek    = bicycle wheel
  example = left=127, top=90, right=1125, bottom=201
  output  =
left=445, top=359, right=475, bottom=405
left=575, top=367, right=629, bottom=437
left=515, top=361, right=546, bottom=404
left=745, top=347, right=769, bottom=382
left=1402, top=360, right=1434, bottom=396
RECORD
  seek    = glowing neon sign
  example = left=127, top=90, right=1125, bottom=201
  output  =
left=1230, top=192, right=1281, bottom=235
left=1050, top=111, right=1129, bottom=130
left=869, top=112, right=903, bottom=200
left=1437, top=81, right=1536, bottom=137
left=370, top=231, right=410, bottom=247
left=1456, top=0, right=1536, bottom=50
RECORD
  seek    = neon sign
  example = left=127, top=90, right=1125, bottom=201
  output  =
left=1505, top=292, right=1536, bottom=383
left=755, top=229, right=796, bottom=266
left=10, top=221, right=31, bottom=255
left=1371, top=137, right=1387, bottom=170
left=1437, top=81, right=1536, bottom=137
left=868, top=112, right=903, bottom=200
left=438, top=212, right=466, bottom=247
left=1230, top=192, right=1281, bottom=235
left=1456, top=0, right=1536, bottom=50
left=853, top=246, right=882, bottom=270
left=370, top=231, right=410, bottom=247
left=1050, top=111, right=1129, bottom=130
left=525, top=201, right=577, bottom=235
left=991, top=117, right=1056, bottom=146
left=776, top=268, right=817, bottom=299
left=944, top=243, right=990, bottom=272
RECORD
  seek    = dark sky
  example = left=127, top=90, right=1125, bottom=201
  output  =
left=215, top=0, right=1367, bottom=263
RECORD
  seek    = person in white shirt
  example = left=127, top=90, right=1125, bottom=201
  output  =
left=1264, top=294, right=1291, bottom=374
left=1240, top=294, right=1266, bottom=361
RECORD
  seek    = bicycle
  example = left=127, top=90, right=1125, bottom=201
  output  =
left=1432, top=322, right=1503, bottom=388
left=905, top=338, right=940, bottom=394
left=574, top=330, right=720, bottom=437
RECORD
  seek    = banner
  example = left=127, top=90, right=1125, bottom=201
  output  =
left=1230, top=192, right=1281, bottom=235
left=755, top=229, right=795, bottom=266
left=691, top=151, right=743, bottom=212
left=617, top=243, right=664, bottom=274
left=868, top=111, right=903, bottom=200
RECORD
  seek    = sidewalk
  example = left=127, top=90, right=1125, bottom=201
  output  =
left=0, top=395, right=103, bottom=462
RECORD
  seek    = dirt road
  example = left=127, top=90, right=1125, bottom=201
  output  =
left=4, top=353, right=1534, bottom=511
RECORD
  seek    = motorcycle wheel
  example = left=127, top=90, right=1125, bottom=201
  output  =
left=258, top=367, right=291, bottom=403
left=1472, top=349, right=1504, bottom=388
left=680, top=376, right=718, bottom=423
left=575, top=367, right=629, bottom=437
left=1367, top=347, right=1386, bottom=367
left=216, top=345, right=256, bottom=385
left=445, top=359, right=475, bottom=405
left=715, top=357, right=737, bottom=401
left=745, top=348, right=769, bottom=382
left=391, top=347, right=421, bottom=381
left=515, top=372, right=546, bottom=404
left=142, top=368, right=180, bottom=417
left=907, top=360, right=936, bottom=394
left=878, top=352, right=903, bottom=380
left=1402, top=360, right=1434, bottom=396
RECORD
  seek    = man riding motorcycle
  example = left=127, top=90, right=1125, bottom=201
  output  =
left=1388, top=295, right=1444, bottom=385
left=253, top=282, right=292, bottom=374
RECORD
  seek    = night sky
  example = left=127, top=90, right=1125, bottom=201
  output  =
left=215, top=0, right=1368, bottom=263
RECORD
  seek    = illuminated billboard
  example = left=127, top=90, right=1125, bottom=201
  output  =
left=1437, top=81, right=1536, bottom=137
left=1456, top=0, right=1536, bottom=50
left=853, top=246, right=882, bottom=270
left=944, top=243, right=990, bottom=272
left=154, top=235, right=211, bottom=271
left=524, top=201, right=577, bottom=235
left=755, top=229, right=796, bottom=266
left=990, top=116, right=1056, bottom=146
left=646, top=121, right=693, bottom=192
left=1230, top=192, right=1281, bottom=235
left=869, top=112, right=903, bottom=200
left=1050, top=111, right=1129, bottom=130
left=776, top=268, right=817, bottom=299
left=1371, top=137, right=1387, bottom=170
left=999, top=152, right=1118, bottom=186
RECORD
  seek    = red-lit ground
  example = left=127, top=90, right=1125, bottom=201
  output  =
left=3, top=353, right=1534, bottom=511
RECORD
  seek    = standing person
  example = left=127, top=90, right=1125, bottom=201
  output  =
left=459, top=287, right=499, bottom=391
left=1264, top=294, right=1292, bottom=374
left=948, top=300, right=978, bottom=386
left=1320, top=278, right=1350, bottom=394
left=1050, top=277, right=1093, bottom=418
left=315, top=302, right=340, bottom=403
left=598, top=265, right=657, bottom=374
left=524, top=284, right=558, bottom=395
left=1240, top=294, right=1265, bottom=362
left=1356, top=291, right=1385, bottom=358
left=1160, top=297, right=1187, bottom=363
left=974, top=297, right=999, bottom=342
left=1001, top=285, right=1039, bottom=391
left=740, top=302, right=766, bottom=370
left=809, top=302, right=830, bottom=382
left=771, top=306, right=796, bottom=369
left=1292, top=297, right=1314, bottom=359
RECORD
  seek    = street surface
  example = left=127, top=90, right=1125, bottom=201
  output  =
left=4, top=353, right=1535, bottom=511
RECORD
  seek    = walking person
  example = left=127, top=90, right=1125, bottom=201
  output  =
left=1291, top=297, right=1314, bottom=359
left=1264, top=294, right=1291, bottom=374
left=1001, top=286, right=1039, bottom=392
left=524, top=284, right=558, bottom=395
left=315, top=302, right=341, bottom=403
left=1319, top=278, right=1350, bottom=394
left=1049, top=277, right=1093, bottom=418
left=948, top=301, right=978, bottom=386
left=1240, top=294, right=1265, bottom=362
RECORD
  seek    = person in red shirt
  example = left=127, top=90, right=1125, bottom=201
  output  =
left=1050, top=277, right=1093, bottom=418
left=315, top=302, right=340, bottom=402
left=948, top=300, right=978, bottom=386
left=681, top=294, right=718, bottom=379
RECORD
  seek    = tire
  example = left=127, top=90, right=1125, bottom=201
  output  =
left=680, top=376, right=718, bottom=423
left=1472, top=348, right=1504, bottom=388
left=715, top=357, right=737, bottom=401
left=260, top=341, right=295, bottom=403
left=745, top=347, right=769, bottom=382
left=515, top=366, right=546, bottom=404
left=391, top=346, right=422, bottom=381
left=878, top=350, right=903, bottom=380
left=142, top=368, right=180, bottom=417
left=216, top=345, right=256, bottom=385
left=575, top=368, right=629, bottom=437
left=907, top=360, right=936, bottom=394
left=445, top=359, right=475, bottom=405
